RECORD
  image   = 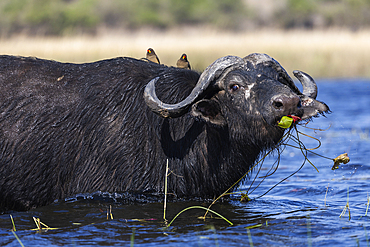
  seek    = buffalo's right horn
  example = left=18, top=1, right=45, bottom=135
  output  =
left=144, top=55, right=245, bottom=118
left=293, top=70, right=318, bottom=99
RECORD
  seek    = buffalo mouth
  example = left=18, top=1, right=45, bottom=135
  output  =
left=278, top=98, right=329, bottom=125
left=272, top=96, right=329, bottom=129
left=273, top=103, right=329, bottom=130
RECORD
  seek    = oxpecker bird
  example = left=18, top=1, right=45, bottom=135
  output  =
left=176, top=53, right=191, bottom=69
left=146, top=48, right=160, bottom=64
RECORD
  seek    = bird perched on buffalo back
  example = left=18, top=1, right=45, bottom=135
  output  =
left=146, top=48, right=160, bottom=64
left=176, top=53, right=191, bottom=69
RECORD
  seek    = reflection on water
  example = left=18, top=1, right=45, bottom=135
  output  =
left=1, top=80, right=370, bottom=246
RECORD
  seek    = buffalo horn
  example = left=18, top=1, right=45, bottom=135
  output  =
left=144, top=55, right=245, bottom=118
left=293, top=70, right=318, bottom=99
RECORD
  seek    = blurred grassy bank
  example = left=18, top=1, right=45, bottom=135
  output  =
left=1, top=29, right=369, bottom=78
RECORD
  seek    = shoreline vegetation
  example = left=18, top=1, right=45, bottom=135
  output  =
left=1, top=28, right=369, bottom=78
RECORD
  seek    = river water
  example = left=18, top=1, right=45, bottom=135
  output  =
left=0, top=79, right=369, bottom=246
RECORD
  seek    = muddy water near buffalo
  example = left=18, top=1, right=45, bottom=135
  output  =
left=1, top=80, right=370, bottom=246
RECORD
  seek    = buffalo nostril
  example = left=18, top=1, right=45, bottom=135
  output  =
left=273, top=101, right=284, bottom=109
left=272, top=95, right=301, bottom=113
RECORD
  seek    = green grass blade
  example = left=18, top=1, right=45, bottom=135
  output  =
left=11, top=231, right=25, bottom=247
left=167, top=206, right=233, bottom=227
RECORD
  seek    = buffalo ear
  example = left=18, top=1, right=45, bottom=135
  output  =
left=191, top=99, right=226, bottom=126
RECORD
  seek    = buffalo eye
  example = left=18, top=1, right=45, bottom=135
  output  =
left=230, top=84, right=240, bottom=92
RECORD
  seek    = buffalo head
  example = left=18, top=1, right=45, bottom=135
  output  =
left=144, top=53, right=329, bottom=134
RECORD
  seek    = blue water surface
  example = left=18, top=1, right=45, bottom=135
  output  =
left=0, top=79, right=369, bottom=246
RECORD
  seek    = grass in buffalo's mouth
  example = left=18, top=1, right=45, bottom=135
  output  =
left=236, top=122, right=341, bottom=200
left=193, top=120, right=349, bottom=221
left=165, top=120, right=335, bottom=225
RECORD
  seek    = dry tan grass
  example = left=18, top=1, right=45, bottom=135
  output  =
left=1, top=29, right=369, bottom=78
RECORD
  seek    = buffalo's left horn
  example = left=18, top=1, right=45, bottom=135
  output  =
left=293, top=70, right=318, bottom=99
left=144, top=55, right=245, bottom=118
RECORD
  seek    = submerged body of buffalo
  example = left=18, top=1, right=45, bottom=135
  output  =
left=0, top=54, right=328, bottom=211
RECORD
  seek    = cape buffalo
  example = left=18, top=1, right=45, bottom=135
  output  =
left=0, top=53, right=329, bottom=211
